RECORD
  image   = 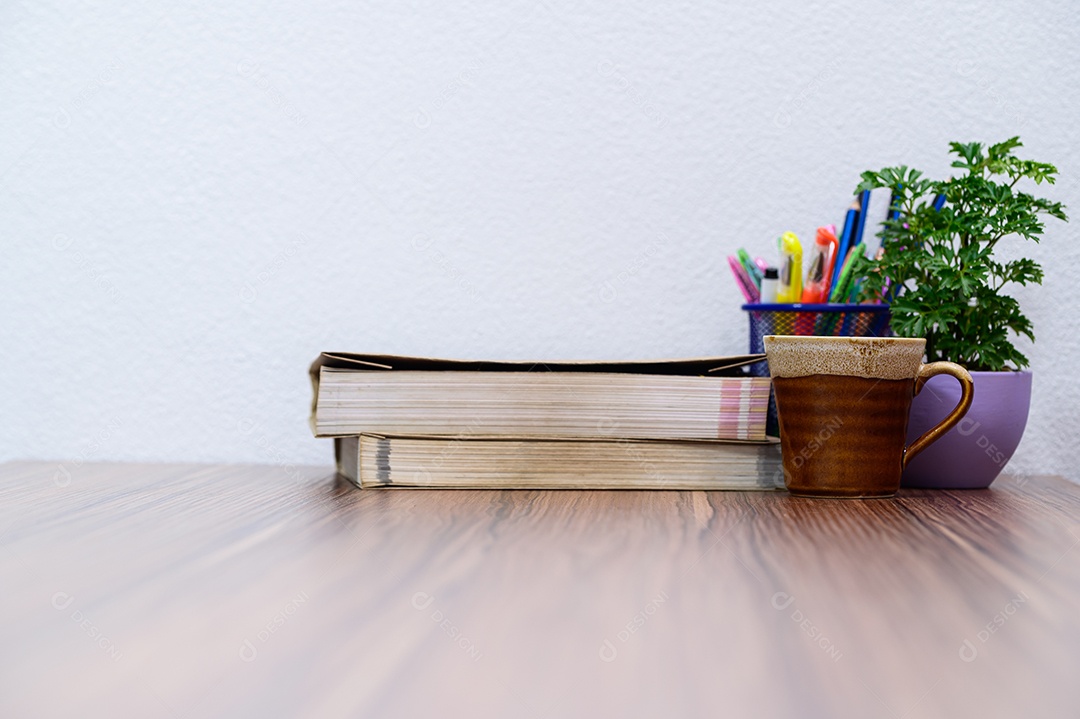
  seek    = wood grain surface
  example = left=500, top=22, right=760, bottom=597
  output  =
left=2, top=461, right=1079, bottom=718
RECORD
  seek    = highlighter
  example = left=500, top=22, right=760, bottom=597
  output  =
left=801, top=226, right=839, bottom=303
left=777, top=232, right=803, bottom=303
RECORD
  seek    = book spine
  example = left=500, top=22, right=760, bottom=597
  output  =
left=718, top=379, right=771, bottom=440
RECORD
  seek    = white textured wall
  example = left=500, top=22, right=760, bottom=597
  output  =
left=3, top=2, right=1079, bottom=481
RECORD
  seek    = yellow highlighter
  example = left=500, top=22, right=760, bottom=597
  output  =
left=777, top=232, right=803, bottom=303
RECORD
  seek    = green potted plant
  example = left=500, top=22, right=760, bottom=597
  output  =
left=853, top=137, right=1067, bottom=488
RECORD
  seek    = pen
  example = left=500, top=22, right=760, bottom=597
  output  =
left=728, top=255, right=759, bottom=302
left=887, top=189, right=903, bottom=223
left=737, top=248, right=763, bottom=289
left=832, top=200, right=859, bottom=288
left=848, top=189, right=871, bottom=264
left=828, top=246, right=859, bottom=303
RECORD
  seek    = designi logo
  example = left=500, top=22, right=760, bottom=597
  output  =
left=51, top=591, right=75, bottom=611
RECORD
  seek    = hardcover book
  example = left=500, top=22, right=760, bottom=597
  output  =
left=336, top=434, right=783, bottom=491
left=310, top=353, right=771, bottom=441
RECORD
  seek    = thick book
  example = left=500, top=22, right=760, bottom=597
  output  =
left=336, top=435, right=783, bottom=490
left=310, top=353, right=771, bottom=441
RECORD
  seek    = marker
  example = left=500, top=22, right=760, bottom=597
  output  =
left=801, top=226, right=839, bottom=303
left=777, top=232, right=802, bottom=303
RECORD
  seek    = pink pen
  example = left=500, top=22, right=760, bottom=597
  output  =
left=728, top=256, right=760, bottom=302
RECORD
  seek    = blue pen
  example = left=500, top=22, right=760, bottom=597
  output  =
left=832, top=201, right=859, bottom=288
left=850, top=189, right=871, bottom=251
left=887, top=189, right=903, bottom=223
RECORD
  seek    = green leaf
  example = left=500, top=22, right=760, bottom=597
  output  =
left=852, top=136, right=1066, bottom=370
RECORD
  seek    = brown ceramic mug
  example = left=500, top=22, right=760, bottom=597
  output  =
left=764, top=336, right=974, bottom=498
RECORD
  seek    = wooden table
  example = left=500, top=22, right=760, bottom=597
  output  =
left=2, top=461, right=1079, bottom=718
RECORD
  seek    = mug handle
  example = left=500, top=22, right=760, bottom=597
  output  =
left=903, top=362, right=975, bottom=468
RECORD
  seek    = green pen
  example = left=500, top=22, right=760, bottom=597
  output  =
left=829, top=246, right=860, bottom=303
left=819, top=247, right=862, bottom=334
left=737, top=248, right=763, bottom=289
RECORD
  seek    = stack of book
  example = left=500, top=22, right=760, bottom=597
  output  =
left=309, top=353, right=781, bottom=490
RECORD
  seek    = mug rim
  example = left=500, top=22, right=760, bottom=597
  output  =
left=763, top=335, right=926, bottom=381
left=763, top=335, right=924, bottom=345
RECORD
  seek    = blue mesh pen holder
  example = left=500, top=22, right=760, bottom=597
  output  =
left=742, top=303, right=893, bottom=435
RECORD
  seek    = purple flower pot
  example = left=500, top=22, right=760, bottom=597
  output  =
left=902, top=370, right=1032, bottom=489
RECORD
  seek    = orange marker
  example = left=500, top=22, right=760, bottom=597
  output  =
left=801, top=226, right=839, bottom=303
